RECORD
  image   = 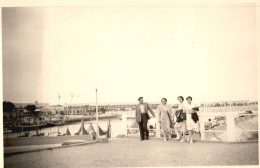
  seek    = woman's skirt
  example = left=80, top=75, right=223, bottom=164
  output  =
left=160, top=115, right=171, bottom=132
left=186, top=119, right=200, bottom=132
left=175, top=121, right=186, bottom=132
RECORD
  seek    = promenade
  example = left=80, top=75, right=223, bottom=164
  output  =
left=4, top=137, right=258, bottom=167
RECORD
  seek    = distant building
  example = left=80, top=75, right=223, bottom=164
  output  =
left=199, top=100, right=258, bottom=112
left=14, top=103, right=49, bottom=109
left=13, top=103, right=49, bottom=114
left=4, top=102, right=49, bottom=125
left=41, top=105, right=64, bottom=115
left=200, top=100, right=258, bottom=107
left=63, top=102, right=160, bottom=115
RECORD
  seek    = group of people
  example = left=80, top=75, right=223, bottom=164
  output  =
left=135, top=96, right=200, bottom=144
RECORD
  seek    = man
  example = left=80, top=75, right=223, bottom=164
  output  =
left=135, top=97, right=155, bottom=141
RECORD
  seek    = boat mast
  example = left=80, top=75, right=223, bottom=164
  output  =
left=66, top=99, right=69, bottom=130
left=71, top=93, right=73, bottom=117
left=58, top=93, right=60, bottom=134
left=96, top=87, right=99, bottom=138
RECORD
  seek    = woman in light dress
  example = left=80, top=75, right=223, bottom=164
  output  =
left=174, top=96, right=186, bottom=142
left=185, top=96, right=200, bottom=143
left=157, top=98, right=172, bottom=141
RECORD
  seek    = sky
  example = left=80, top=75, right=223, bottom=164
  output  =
left=2, top=5, right=258, bottom=105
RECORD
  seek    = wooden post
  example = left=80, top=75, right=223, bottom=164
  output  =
left=122, top=113, right=127, bottom=136
left=199, top=113, right=206, bottom=141
left=199, top=103, right=206, bottom=140
left=28, top=114, right=30, bottom=134
left=95, top=88, right=99, bottom=139
left=226, top=112, right=236, bottom=142
left=156, top=113, right=160, bottom=138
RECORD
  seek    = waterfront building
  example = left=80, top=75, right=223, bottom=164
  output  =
left=14, top=102, right=49, bottom=109
left=41, top=105, right=64, bottom=115
left=12, top=102, right=49, bottom=116
left=62, top=100, right=258, bottom=115
left=63, top=102, right=160, bottom=115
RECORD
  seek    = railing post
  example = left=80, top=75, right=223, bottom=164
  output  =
left=199, top=113, right=206, bottom=141
left=156, top=113, right=160, bottom=138
left=226, top=112, right=236, bottom=142
left=122, top=113, right=127, bottom=136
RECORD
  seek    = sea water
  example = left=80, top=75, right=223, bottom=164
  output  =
left=5, top=119, right=133, bottom=138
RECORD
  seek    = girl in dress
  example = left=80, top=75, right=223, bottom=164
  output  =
left=157, top=98, right=172, bottom=141
left=185, top=96, right=199, bottom=143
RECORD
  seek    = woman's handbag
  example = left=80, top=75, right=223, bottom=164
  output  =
left=180, top=111, right=186, bottom=121
left=192, top=107, right=199, bottom=111
left=191, top=112, right=199, bottom=123
left=191, top=107, right=199, bottom=123
left=175, top=109, right=185, bottom=122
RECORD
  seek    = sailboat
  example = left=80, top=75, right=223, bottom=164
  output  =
left=73, top=88, right=99, bottom=140
left=74, top=118, right=89, bottom=135
left=87, top=122, right=95, bottom=133
left=87, top=122, right=97, bottom=140
left=65, top=125, right=71, bottom=136
left=62, top=114, right=71, bottom=136
left=98, top=117, right=111, bottom=138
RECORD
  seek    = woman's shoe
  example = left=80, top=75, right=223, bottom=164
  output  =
left=164, top=138, right=167, bottom=141
left=190, top=140, right=193, bottom=144
left=180, top=139, right=185, bottom=142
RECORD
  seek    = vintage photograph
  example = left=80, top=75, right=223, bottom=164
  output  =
left=2, top=1, right=259, bottom=167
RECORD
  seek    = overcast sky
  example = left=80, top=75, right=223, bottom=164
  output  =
left=2, top=5, right=257, bottom=105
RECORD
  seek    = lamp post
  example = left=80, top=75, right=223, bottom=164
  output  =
left=96, top=88, right=99, bottom=139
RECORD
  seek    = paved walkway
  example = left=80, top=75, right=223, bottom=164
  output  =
left=4, top=144, right=61, bottom=155
left=4, top=140, right=99, bottom=156
left=4, top=135, right=92, bottom=146
left=4, top=138, right=259, bottom=167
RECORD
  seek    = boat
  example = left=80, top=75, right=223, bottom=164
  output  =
left=65, top=126, right=71, bottom=136
left=45, top=122, right=56, bottom=127
left=17, top=132, right=31, bottom=137
left=11, top=123, right=47, bottom=133
left=74, top=118, right=89, bottom=135
left=32, top=132, right=45, bottom=137
left=54, top=121, right=65, bottom=126
left=62, top=140, right=87, bottom=146
left=98, top=118, right=111, bottom=138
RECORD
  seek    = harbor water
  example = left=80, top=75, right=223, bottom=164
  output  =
left=5, top=118, right=135, bottom=138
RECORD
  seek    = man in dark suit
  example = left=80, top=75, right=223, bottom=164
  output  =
left=135, top=97, right=155, bottom=141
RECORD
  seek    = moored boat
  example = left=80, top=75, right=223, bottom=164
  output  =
left=11, top=123, right=47, bottom=133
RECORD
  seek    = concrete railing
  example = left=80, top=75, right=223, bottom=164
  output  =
left=122, top=111, right=258, bottom=142
left=200, top=112, right=258, bottom=142
left=122, top=113, right=162, bottom=138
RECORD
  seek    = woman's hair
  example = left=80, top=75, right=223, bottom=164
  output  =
left=177, top=96, right=184, bottom=101
left=161, top=98, right=167, bottom=102
left=138, top=97, right=143, bottom=101
left=186, top=96, right=192, bottom=101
